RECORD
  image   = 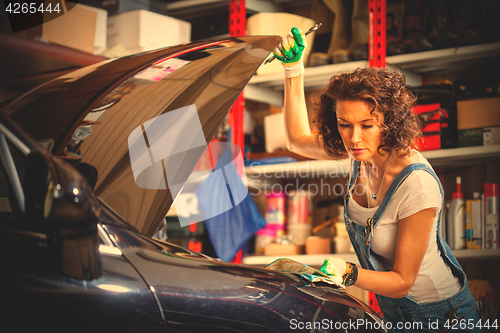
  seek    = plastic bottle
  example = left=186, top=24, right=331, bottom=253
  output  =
left=484, top=183, right=499, bottom=249
left=333, top=205, right=354, bottom=253
left=447, top=177, right=465, bottom=249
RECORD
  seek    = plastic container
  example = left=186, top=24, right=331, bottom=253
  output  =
left=466, top=192, right=482, bottom=249
left=255, top=192, right=286, bottom=254
left=333, top=205, right=353, bottom=253
left=264, top=191, right=286, bottom=231
left=255, top=228, right=277, bottom=255
left=447, top=176, right=466, bottom=249
left=287, top=190, right=313, bottom=225
left=287, top=223, right=312, bottom=246
left=484, top=183, right=499, bottom=249
left=334, top=235, right=354, bottom=253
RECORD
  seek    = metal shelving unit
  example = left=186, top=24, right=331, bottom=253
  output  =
left=248, top=42, right=500, bottom=92
left=245, top=145, right=500, bottom=177
left=245, top=159, right=350, bottom=177
left=164, top=0, right=313, bottom=20
left=420, top=145, right=500, bottom=167
left=165, top=0, right=283, bottom=20
left=243, top=253, right=359, bottom=267
left=243, top=249, right=500, bottom=267
left=243, top=144, right=500, bottom=264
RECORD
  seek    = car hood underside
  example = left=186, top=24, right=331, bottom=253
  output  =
left=3, top=36, right=280, bottom=236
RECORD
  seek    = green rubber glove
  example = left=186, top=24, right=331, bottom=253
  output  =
left=320, top=258, right=358, bottom=286
left=273, top=27, right=306, bottom=78
left=319, top=258, right=347, bottom=278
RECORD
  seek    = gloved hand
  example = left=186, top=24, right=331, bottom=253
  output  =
left=273, top=27, right=307, bottom=78
left=320, top=258, right=358, bottom=286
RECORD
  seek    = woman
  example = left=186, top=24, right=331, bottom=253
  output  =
left=273, top=28, right=481, bottom=332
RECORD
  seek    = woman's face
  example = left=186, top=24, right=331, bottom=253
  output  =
left=336, top=100, right=385, bottom=162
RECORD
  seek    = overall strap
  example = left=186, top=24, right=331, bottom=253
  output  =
left=345, top=160, right=467, bottom=308
left=372, top=163, right=444, bottom=227
left=347, top=160, right=361, bottom=197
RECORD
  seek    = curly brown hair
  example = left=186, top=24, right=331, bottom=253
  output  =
left=313, top=67, right=422, bottom=157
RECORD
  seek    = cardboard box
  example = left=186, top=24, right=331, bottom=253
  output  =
left=78, top=4, right=108, bottom=55
left=264, top=243, right=303, bottom=256
left=264, top=112, right=286, bottom=153
left=19, top=4, right=98, bottom=54
left=247, top=12, right=316, bottom=75
left=484, top=127, right=500, bottom=146
left=458, top=126, right=500, bottom=147
left=107, top=10, right=191, bottom=55
left=457, top=97, right=500, bottom=147
left=80, top=0, right=150, bottom=16
left=457, top=97, right=500, bottom=130
left=305, top=236, right=331, bottom=254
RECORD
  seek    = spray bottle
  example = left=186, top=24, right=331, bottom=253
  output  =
left=447, top=177, right=465, bottom=249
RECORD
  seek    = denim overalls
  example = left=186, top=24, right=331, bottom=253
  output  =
left=344, top=160, right=481, bottom=333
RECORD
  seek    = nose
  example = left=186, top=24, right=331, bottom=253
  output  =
left=351, top=126, right=362, bottom=145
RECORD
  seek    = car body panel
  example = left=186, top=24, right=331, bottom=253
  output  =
left=3, top=36, right=281, bottom=236
left=0, top=248, right=164, bottom=332
left=100, top=216, right=384, bottom=332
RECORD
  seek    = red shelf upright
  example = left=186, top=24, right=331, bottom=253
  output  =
left=228, top=0, right=246, bottom=264
left=228, top=0, right=246, bottom=176
left=369, top=0, right=387, bottom=68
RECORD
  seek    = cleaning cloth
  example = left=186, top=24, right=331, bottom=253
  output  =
left=266, top=258, right=344, bottom=288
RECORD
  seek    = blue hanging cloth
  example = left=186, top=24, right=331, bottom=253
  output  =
left=196, top=144, right=266, bottom=262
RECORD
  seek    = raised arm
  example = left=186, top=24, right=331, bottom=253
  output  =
left=274, top=28, right=341, bottom=160
left=283, top=74, right=335, bottom=160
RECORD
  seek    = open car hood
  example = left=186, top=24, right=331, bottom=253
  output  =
left=2, top=36, right=280, bottom=236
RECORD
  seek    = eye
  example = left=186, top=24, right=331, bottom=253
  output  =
left=338, top=122, right=350, bottom=127
left=363, top=125, right=374, bottom=129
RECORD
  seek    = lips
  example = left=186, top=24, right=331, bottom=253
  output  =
left=350, top=148, right=366, bottom=155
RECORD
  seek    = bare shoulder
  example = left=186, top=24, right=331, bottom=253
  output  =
left=385, top=150, right=421, bottom=181
left=395, top=150, right=420, bottom=168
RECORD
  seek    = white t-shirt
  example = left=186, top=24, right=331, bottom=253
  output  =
left=347, top=151, right=461, bottom=303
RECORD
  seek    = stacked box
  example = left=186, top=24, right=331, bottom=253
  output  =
left=457, top=97, right=500, bottom=147
left=107, top=10, right=191, bottom=54
left=80, top=0, right=150, bottom=16
left=247, top=12, right=316, bottom=75
left=19, top=4, right=107, bottom=54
